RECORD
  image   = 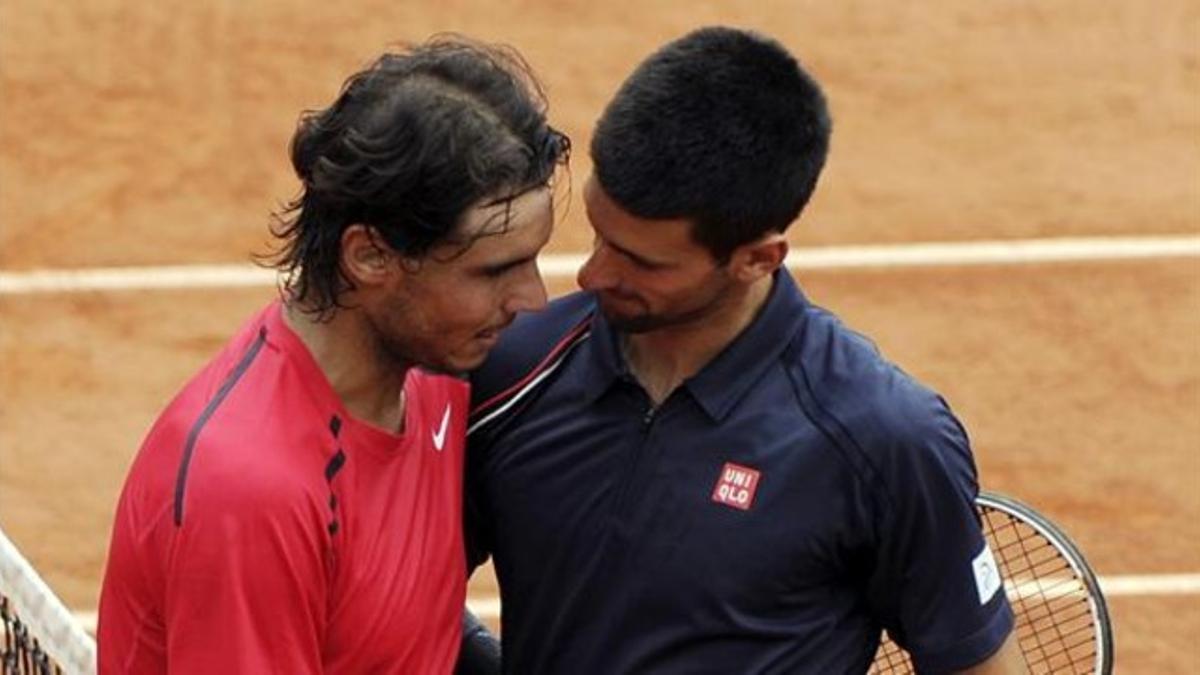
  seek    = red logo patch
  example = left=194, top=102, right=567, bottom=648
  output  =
left=711, top=462, right=761, bottom=511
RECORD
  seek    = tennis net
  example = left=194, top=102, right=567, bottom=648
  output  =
left=0, top=527, right=95, bottom=674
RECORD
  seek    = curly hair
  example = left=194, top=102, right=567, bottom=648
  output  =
left=266, top=35, right=570, bottom=318
left=591, top=27, right=829, bottom=263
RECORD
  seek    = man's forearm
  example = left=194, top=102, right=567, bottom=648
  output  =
left=954, top=631, right=1028, bottom=675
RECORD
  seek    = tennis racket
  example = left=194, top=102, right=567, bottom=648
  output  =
left=869, top=491, right=1113, bottom=674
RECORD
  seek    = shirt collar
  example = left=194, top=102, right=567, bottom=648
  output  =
left=578, top=270, right=810, bottom=418
left=684, top=271, right=809, bottom=421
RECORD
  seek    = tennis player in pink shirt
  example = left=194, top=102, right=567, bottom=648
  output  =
left=98, top=36, right=569, bottom=674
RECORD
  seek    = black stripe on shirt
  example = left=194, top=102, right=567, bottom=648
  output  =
left=173, top=326, right=268, bottom=526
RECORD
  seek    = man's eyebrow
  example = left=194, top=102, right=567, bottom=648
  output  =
left=608, top=239, right=665, bottom=268
left=478, top=253, right=536, bottom=274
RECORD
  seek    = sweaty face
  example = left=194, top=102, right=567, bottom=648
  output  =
left=370, top=187, right=553, bottom=373
left=577, top=176, right=736, bottom=334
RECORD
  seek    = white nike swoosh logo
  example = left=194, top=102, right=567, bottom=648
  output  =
left=432, top=403, right=451, bottom=451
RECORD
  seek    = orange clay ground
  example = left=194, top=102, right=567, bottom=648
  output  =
left=2, top=1, right=1197, bottom=671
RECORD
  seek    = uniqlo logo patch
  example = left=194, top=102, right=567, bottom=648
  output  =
left=711, top=462, right=761, bottom=511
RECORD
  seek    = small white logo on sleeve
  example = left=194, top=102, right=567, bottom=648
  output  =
left=431, top=404, right=451, bottom=451
left=972, top=543, right=1002, bottom=605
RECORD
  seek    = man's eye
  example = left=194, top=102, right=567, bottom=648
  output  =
left=626, top=254, right=658, bottom=270
left=484, top=261, right=524, bottom=278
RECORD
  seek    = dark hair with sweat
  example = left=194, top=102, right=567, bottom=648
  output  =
left=268, top=35, right=570, bottom=318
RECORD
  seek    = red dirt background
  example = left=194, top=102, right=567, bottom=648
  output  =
left=2, top=2, right=1198, bottom=671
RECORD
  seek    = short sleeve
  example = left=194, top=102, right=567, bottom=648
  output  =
left=163, top=477, right=329, bottom=674
left=866, top=396, right=1014, bottom=673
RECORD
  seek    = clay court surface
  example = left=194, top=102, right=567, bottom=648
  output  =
left=1, top=1, right=1198, bottom=672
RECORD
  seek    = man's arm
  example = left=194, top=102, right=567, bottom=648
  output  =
left=954, top=630, right=1027, bottom=674
left=456, top=608, right=501, bottom=675
left=457, top=474, right=500, bottom=674
left=861, top=393, right=1018, bottom=672
left=163, top=485, right=328, bottom=673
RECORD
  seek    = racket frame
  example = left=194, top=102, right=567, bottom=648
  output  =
left=974, top=491, right=1114, bottom=675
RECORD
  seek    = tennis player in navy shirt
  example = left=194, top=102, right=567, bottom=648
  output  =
left=459, top=27, right=1026, bottom=674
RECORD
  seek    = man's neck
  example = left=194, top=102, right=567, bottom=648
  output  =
left=623, top=275, right=773, bottom=406
left=283, top=303, right=409, bottom=433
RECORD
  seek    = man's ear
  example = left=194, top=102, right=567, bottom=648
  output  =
left=340, top=224, right=396, bottom=287
left=728, top=233, right=788, bottom=283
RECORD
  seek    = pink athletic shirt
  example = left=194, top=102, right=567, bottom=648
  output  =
left=99, top=302, right=468, bottom=673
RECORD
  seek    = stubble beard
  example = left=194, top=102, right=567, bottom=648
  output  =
left=599, top=280, right=735, bottom=337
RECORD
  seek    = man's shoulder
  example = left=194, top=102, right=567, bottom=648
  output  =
left=469, top=291, right=596, bottom=409
left=128, top=307, right=327, bottom=526
left=783, top=304, right=950, bottom=445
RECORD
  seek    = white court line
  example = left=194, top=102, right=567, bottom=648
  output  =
left=2, top=236, right=1198, bottom=295
left=64, top=573, right=1200, bottom=634
left=1098, top=573, right=1200, bottom=596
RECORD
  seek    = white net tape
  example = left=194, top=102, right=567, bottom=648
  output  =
left=0, top=528, right=96, bottom=674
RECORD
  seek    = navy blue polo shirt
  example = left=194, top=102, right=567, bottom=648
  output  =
left=465, top=271, right=1013, bottom=674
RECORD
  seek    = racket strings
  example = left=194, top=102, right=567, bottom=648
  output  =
left=865, top=638, right=909, bottom=674
left=984, top=510, right=1096, bottom=674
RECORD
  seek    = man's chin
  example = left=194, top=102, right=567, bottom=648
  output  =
left=594, top=297, right=647, bottom=331
left=428, top=346, right=495, bottom=375
left=417, top=362, right=460, bottom=376
left=599, top=309, right=659, bottom=334
left=421, top=357, right=476, bottom=376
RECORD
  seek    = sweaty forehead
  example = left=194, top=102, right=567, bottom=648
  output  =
left=458, top=186, right=554, bottom=240
left=435, top=187, right=554, bottom=268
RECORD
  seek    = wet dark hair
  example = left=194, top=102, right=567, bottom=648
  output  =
left=267, top=35, right=570, bottom=317
left=591, top=26, right=830, bottom=262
